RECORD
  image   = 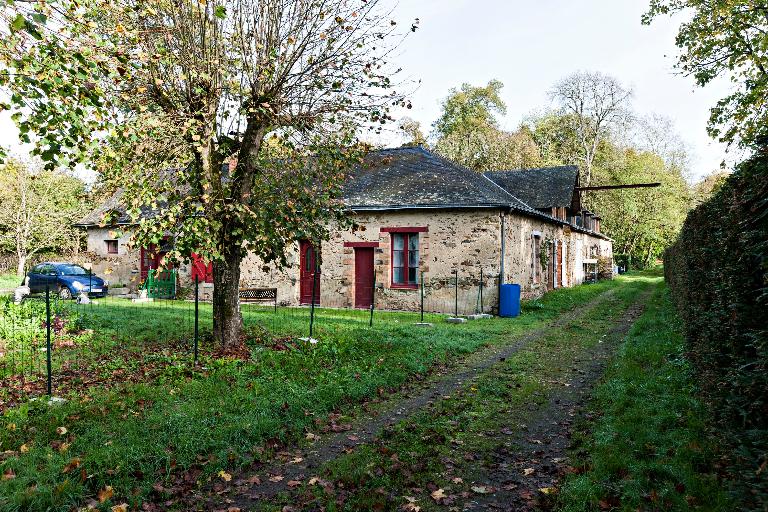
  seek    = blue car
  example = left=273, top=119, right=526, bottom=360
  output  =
left=26, top=262, right=109, bottom=299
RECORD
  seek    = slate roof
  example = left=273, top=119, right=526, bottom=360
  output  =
left=484, top=166, right=579, bottom=209
left=345, top=146, right=531, bottom=211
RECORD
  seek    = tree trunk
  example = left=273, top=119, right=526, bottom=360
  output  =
left=16, top=253, right=26, bottom=277
left=212, top=248, right=243, bottom=348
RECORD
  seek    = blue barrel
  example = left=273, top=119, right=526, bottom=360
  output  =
left=499, top=283, right=521, bottom=318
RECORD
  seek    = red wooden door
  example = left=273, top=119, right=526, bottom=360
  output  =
left=354, top=248, right=375, bottom=309
left=191, top=252, right=214, bottom=283
left=299, top=240, right=320, bottom=305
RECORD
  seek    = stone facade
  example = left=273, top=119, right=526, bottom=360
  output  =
left=83, top=208, right=613, bottom=313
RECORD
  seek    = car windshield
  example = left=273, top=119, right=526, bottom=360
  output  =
left=58, top=265, right=89, bottom=276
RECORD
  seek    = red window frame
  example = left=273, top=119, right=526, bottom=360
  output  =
left=391, top=232, right=419, bottom=288
left=105, top=240, right=118, bottom=254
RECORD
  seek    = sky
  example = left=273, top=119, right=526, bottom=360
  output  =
left=0, top=0, right=736, bottom=182
left=378, top=0, right=736, bottom=181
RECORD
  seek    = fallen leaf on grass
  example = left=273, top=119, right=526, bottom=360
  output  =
left=430, top=488, right=446, bottom=501
left=111, top=504, right=128, bottom=512
left=98, top=486, right=114, bottom=503
left=289, top=457, right=303, bottom=464
left=471, top=485, right=492, bottom=494
left=539, top=487, right=557, bottom=495
left=218, top=470, right=232, bottom=482
left=402, top=496, right=421, bottom=511
left=287, top=479, right=301, bottom=488
left=247, top=475, right=261, bottom=485
left=56, top=426, right=68, bottom=436
left=305, top=432, right=318, bottom=441
left=451, top=477, right=463, bottom=484
left=523, top=468, right=535, bottom=476
left=19, top=444, right=29, bottom=453
left=227, top=508, right=241, bottom=512
left=269, top=475, right=284, bottom=483
left=2, top=469, right=15, bottom=480
left=347, top=435, right=360, bottom=442
left=62, top=458, right=81, bottom=473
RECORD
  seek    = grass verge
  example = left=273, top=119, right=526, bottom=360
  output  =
left=557, top=284, right=731, bottom=511
left=1, top=275, right=631, bottom=511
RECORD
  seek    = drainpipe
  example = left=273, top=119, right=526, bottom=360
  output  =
left=499, top=211, right=506, bottom=315
left=499, top=212, right=506, bottom=285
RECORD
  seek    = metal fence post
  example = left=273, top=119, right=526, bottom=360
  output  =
left=309, top=268, right=318, bottom=338
left=45, top=285, right=52, bottom=396
left=454, top=269, right=459, bottom=318
left=369, top=273, right=375, bottom=327
left=420, top=271, right=425, bottom=322
left=194, top=275, right=199, bottom=365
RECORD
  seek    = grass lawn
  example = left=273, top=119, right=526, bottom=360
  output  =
left=557, top=283, right=731, bottom=511
left=1, top=275, right=633, bottom=511
left=0, top=274, right=22, bottom=290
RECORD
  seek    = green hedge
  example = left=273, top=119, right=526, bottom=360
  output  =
left=664, top=149, right=767, bottom=504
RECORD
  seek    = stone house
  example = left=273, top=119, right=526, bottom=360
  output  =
left=75, top=147, right=613, bottom=312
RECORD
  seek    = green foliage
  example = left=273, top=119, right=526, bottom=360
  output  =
left=559, top=285, right=730, bottom=511
left=430, top=81, right=542, bottom=171
left=643, top=1, right=768, bottom=146
left=664, top=149, right=768, bottom=506
left=432, top=80, right=507, bottom=139
left=0, top=159, right=88, bottom=274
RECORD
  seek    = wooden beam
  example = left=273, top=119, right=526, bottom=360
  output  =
left=575, top=182, right=661, bottom=191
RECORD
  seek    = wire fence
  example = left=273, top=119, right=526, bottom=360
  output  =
left=0, top=269, right=503, bottom=402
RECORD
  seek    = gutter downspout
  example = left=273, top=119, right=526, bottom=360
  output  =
left=500, top=212, right=506, bottom=284
left=499, top=211, right=506, bottom=314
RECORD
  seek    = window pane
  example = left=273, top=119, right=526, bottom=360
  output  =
left=408, top=234, right=419, bottom=251
left=408, top=267, right=417, bottom=284
left=393, top=233, right=405, bottom=250
left=393, top=267, right=404, bottom=284
left=393, top=250, right=404, bottom=267
left=408, top=249, right=419, bottom=267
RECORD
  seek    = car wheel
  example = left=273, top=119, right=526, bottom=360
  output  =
left=59, top=287, right=73, bottom=300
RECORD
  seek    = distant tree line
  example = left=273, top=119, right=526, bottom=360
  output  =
left=399, top=72, right=699, bottom=269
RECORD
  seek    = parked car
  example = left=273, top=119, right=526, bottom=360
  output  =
left=26, top=262, right=109, bottom=299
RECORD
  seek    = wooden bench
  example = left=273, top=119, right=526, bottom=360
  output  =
left=239, top=287, right=278, bottom=312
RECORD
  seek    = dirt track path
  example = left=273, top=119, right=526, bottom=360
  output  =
left=456, top=290, right=651, bottom=511
left=193, top=287, right=626, bottom=511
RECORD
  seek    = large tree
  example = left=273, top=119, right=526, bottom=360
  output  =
left=643, top=0, right=768, bottom=146
left=432, top=80, right=506, bottom=139
left=2, top=0, right=413, bottom=347
left=0, top=159, right=87, bottom=276
left=430, top=80, right=542, bottom=171
left=548, top=71, right=632, bottom=188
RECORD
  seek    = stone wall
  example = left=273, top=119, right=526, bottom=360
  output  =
left=241, top=209, right=505, bottom=314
